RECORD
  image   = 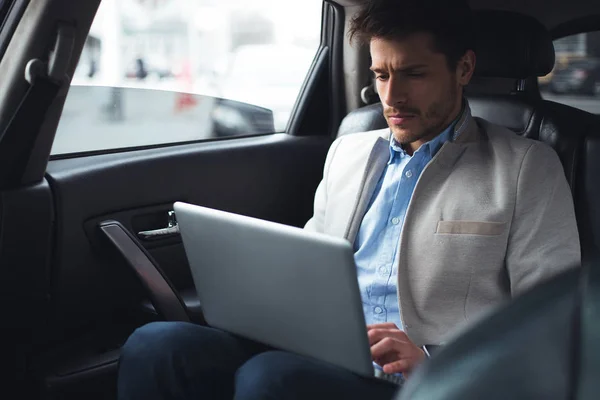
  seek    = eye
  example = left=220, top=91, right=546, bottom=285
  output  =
left=407, top=72, right=425, bottom=78
left=375, top=74, right=389, bottom=81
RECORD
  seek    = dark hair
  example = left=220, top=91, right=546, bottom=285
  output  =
left=348, top=0, right=475, bottom=69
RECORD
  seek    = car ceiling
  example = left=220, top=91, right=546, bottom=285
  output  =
left=333, top=0, right=600, bottom=31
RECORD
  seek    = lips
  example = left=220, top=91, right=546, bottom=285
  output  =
left=388, top=115, right=415, bottom=125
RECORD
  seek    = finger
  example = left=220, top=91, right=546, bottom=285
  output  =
left=370, top=337, right=402, bottom=359
left=367, top=329, right=384, bottom=346
left=373, top=352, right=400, bottom=368
left=367, top=323, right=399, bottom=331
left=368, top=328, right=409, bottom=346
left=368, top=329, right=395, bottom=345
left=371, top=337, right=414, bottom=360
left=383, top=359, right=412, bottom=374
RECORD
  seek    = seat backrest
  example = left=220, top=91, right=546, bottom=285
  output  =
left=468, top=10, right=600, bottom=262
left=336, top=10, right=600, bottom=261
left=572, top=112, right=600, bottom=262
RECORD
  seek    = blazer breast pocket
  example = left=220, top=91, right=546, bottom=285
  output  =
left=436, top=220, right=507, bottom=236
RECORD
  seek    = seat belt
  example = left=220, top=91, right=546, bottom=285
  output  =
left=0, top=24, right=74, bottom=189
left=0, top=76, right=61, bottom=188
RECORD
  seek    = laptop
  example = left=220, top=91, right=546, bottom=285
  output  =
left=173, top=201, right=376, bottom=377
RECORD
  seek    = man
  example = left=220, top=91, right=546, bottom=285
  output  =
left=117, top=0, right=580, bottom=399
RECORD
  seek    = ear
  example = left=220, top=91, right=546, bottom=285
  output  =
left=457, top=50, right=476, bottom=86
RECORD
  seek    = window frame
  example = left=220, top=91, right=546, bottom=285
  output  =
left=0, top=0, right=27, bottom=60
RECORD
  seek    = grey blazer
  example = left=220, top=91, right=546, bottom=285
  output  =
left=304, top=104, right=581, bottom=346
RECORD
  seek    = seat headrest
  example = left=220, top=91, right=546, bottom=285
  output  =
left=337, top=103, right=386, bottom=137
left=473, top=10, right=555, bottom=79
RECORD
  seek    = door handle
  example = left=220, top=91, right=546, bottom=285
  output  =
left=99, top=219, right=190, bottom=322
left=138, top=210, right=180, bottom=240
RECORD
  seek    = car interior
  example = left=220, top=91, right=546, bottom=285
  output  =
left=0, top=0, right=599, bottom=399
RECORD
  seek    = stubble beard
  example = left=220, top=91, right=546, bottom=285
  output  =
left=388, top=84, right=459, bottom=146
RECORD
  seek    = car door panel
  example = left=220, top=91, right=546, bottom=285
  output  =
left=24, top=132, right=332, bottom=399
left=0, top=180, right=55, bottom=395
left=44, top=133, right=331, bottom=339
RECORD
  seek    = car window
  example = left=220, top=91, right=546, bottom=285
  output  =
left=539, top=31, right=600, bottom=114
left=52, top=0, right=322, bottom=156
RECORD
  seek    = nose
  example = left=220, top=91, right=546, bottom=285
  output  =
left=378, top=76, right=408, bottom=107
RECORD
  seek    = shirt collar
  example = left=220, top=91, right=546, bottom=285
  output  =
left=388, top=100, right=466, bottom=164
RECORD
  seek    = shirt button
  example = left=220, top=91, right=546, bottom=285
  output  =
left=374, top=306, right=383, bottom=314
left=405, top=170, right=413, bottom=178
left=379, top=266, right=389, bottom=275
left=391, top=217, right=400, bottom=225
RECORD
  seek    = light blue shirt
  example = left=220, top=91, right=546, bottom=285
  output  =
left=354, top=120, right=460, bottom=330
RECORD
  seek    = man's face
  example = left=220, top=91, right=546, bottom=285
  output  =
left=370, top=33, right=474, bottom=147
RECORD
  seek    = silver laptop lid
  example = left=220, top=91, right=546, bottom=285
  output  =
left=174, top=201, right=373, bottom=376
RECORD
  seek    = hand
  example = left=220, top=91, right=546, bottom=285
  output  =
left=367, top=323, right=426, bottom=375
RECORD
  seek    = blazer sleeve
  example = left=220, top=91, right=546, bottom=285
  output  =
left=506, top=141, right=581, bottom=295
left=304, top=137, right=344, bottom=233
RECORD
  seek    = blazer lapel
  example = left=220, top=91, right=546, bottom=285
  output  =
left=344, top=136, right=390, bottom=244
left=397, top=106, right=483, bottom=272
left=419, top=107, right=481, bottom=172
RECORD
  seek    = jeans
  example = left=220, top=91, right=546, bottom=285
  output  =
left=117, top=321, right=399, bottom=400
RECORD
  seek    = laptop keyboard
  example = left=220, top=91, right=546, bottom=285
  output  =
left=373, top=367, right=405, bottom=386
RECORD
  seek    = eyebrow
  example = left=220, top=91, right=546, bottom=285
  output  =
left=370, top=64, right=429, bottom=74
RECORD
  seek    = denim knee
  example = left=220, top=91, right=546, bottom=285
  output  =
left=119, top=321, right=193, bottom=370
left=118, top=322, right=203, bottom=400
left=118, top=322, right=267, bottom=400
left=234, top=351, right=302, bottom=399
